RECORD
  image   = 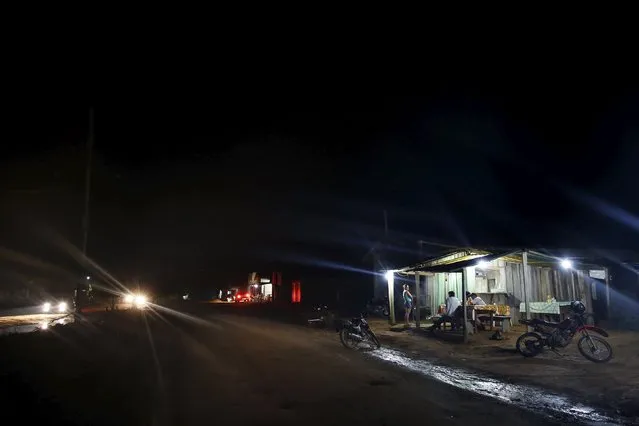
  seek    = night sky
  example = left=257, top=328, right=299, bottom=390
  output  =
left=1, top=86, right=638, bottom=298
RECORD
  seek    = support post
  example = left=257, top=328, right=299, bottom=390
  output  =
left=604, top=266, right=610, bottom=320
left=522, top=250, right=530, bottom=320
left=462, top=267, right=468, bottom=343
left=387, top=272, right=396, bottom=325
left=414, top=273, right=421, bottom=328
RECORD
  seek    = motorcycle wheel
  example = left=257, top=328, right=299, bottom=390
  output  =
left=516, top=332, right=544, bottom=357
left=366, top=330, right=381, bottom=349
left=577, top=335, right=613, bottom=363
left=339, top=327, right=359, bottom=350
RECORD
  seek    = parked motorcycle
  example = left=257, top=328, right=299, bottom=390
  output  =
left=366, top=298, right=389, bottom=318
left=307, top=305, right=335, bottom=328
left=336, top=313, right=381, bottom=350
left=516, top=301, right=612, bottom=363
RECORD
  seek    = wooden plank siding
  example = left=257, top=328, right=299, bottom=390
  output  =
left=426, top=261, right=595, bottom=322
left=505, top=262, right=593, bottom=321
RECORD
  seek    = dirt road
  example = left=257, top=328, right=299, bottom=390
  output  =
left=0, top=307, right=592, bottom=425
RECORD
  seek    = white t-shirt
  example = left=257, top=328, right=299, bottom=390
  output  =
left=472, top=296, right=486, bottom=306
left=445, top=296, right=460, bottom=316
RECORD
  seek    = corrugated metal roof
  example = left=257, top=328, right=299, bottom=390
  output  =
left=399, top=248, right=490, bottom=271
left=395, top=248, right=606, bottom=275
left=400, top=250, right=518, bottom=274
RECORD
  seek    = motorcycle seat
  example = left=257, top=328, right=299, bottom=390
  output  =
left=529, top=318, right=572, bottom=329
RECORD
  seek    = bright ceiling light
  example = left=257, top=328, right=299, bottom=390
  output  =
left=58, top=302, right=67, bottom=313
left=476, top=260, right=490, bottom=269
left=385, top=270, right=394, bottom=281
left=42, top=302, right=51, bottom=313
left=561, top=259, right=573, bottom=269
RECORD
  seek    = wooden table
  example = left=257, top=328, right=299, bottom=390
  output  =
left=473, top=308, right=495, bottom=330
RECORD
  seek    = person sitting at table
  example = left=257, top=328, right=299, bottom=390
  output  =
left=469, top=293, right=490, bottom=330
left=470, top=293, right=486, bottom=305
left=429, top=291, right=460, bottom=331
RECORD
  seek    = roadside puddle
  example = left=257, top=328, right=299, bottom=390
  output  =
left=0, top=316, right=73, bottom=336
left=369, top=347, right=628, bottom=425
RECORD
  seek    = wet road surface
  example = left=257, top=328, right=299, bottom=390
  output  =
left=0, top=313, right=71, bottom=335
left=162, top=313, right=560, bottom=425
left=0, top=306, right=626, bottom=425
left=368, top=348, right=620, bottom=425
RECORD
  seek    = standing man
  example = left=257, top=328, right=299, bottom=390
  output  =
left=73, top=283, right=83, bottom=313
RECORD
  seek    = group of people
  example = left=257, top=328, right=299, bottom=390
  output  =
left=428, top=291, right=486, bottom=331
left=401, top=284, right=486, bottom=329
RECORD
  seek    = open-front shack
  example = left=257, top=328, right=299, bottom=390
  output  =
left=385, top=249, right=610, bottom=341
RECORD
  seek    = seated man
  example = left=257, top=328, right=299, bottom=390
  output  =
left=470, top=293, right=486, bottom=305
left=430, top=291, right=460, bottom=331
left=465, top=291, right=472, bottom=305
left=470, top=293, right=489, bottom=329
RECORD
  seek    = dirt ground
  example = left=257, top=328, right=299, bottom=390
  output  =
left=368, top=318, right=639, bottom=418
left=0, top=308, right=566, bottom=426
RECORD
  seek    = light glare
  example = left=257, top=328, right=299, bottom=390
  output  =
left=134, top=295, right=148, bottom=307
left=561, top=259, right=573, bottom=269
left=477, top=260, right=490, bottom=269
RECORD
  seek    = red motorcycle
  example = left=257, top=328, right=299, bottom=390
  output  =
left=516, top=301, right=612, bottom=363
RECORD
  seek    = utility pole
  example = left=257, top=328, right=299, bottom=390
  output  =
left=82, top=108, right=94, bottom=257
left=80, top=108, right=94, bottom=305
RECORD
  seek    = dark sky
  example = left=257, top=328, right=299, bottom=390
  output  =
left=1, top=86, right=638, bottom=296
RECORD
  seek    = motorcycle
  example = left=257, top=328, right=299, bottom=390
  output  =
left=307, top=305, right=335, bottom=328
left=336, top=313, right=381, bottom=350
left=366, top=297, right=390, bottom=318
left=516, top=312, right=612, bottom=363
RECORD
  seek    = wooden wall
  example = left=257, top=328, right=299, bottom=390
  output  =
left=428, top=272, right=463, bottom=314
left=426, top=263, right=596, bottom=321
left=505, top=263, right=593, bottom=321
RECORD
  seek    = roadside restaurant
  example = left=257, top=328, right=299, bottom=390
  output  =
left=384, top=248, right=610, bottom=342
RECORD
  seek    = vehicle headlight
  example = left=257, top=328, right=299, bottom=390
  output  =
left=124, top=294, right=134, bottom=303
left=58, top=302, right=67, bottom=313
left=134, top=295, right=147, bottom=307
left=43, top=302, right=51, bottom=313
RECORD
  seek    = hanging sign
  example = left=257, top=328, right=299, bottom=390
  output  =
left=589, top=270, right=606, bottom=279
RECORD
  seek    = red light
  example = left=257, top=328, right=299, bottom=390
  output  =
left=236, top=294, right=241, bottom=299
